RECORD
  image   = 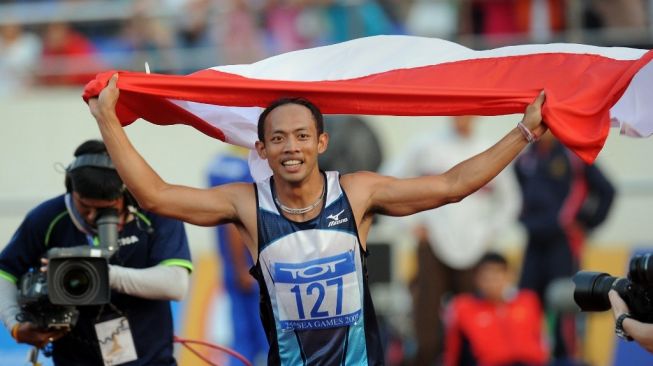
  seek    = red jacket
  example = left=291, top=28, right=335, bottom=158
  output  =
left=444, top=290, right=548, bottom=366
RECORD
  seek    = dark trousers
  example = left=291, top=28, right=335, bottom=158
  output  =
left=411, top=240, right=475, bottom=366
left=519, top=233, right=579, bottom=361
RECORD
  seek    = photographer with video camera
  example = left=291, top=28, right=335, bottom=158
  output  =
left=0, top=140, right=193, bottom=365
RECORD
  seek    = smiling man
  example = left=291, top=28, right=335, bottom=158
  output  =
left=88, top=74, right=546, bottom=365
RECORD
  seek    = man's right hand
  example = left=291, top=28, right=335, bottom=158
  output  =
left=522, top=90, right=548, bottom=139
left=15, top=322, right=68, bottom=348
left=89, top=73, right=120, bottom=124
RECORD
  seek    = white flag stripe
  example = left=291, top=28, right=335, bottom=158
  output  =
left=214, top=35, right=648, bottom=82
left=610, top=61, right=653, bottom=137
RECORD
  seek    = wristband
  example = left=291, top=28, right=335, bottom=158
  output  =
left=11, top=323, right=19, bottom=341
left=517, top=121, right=537, bottom=143
left=616, top=313, right=634, bottom=341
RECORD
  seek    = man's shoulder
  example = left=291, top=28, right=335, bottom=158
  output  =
left=225, top=181, right=257, bottom=207
left=339, top=170, right=384, bottom=186
left=24, top=195, right=67, bottom=224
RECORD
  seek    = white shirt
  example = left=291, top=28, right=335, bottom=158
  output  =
left=383, top=128, right=520, bottom=269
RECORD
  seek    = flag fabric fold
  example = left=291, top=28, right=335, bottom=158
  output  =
left=83, top=35, right=653, bottom=179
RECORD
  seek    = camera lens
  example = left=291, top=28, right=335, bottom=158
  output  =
left=62, top=268, right=91, bottom=297
left=52, top=260, right=101, bottom=304
left=572, top=271, right=619, bottom=311
left=629, top=253, right=653, bottom=284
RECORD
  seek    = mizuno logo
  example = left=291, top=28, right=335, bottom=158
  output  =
left=327, top=209, right=349, bottom=227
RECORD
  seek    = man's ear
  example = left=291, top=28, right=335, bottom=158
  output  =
left=255, top=140, right=267, bottom=159
left=317, top=132, right=329, bottom=154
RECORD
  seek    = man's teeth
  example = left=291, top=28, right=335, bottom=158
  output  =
left=283, top=160, right=302, bottom=166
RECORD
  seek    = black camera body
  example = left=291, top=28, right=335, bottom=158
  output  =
left=46, top=246, right=111, bottom=305
left=17, top=271, right=79, bottom=330
left=16, top=208, right=119, bottom=329
left=573, top=253, right=653, bottom=323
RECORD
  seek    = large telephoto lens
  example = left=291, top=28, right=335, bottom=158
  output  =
left=573, top=271, right=621, bottom=311
left=629, top=253, right=653, bottom=284
left=52, top=260, right=101, bottom=304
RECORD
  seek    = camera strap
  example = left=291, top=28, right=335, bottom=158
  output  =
left=64, top=193, right=96, bottom=236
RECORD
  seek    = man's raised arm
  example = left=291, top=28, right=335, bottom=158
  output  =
left=357, top=91, right=547, bottom=217
left=88, top=74, right=244, bottom=226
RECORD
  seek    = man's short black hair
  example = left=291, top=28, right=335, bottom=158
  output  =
left=476, top=251, right=509, bottom=270
left=65, top=140, right=124, bottom=200
left=257, top=97, right=324, bottom=141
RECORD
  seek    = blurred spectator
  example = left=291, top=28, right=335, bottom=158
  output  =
left=519, top=0, right=566, bottom=42
left=459, top=0, right=565, bottom=43
left=384, top=116, right=520, bottom=366
left=461, top=0, right=521, bottom=37
left=405, top=0, right=458, bottom=38
left=39, top=22, right=101, bottom=85
left=515, top=130, right=615, bottom=365
left=102, top=10, right=178, bottom=73
left=263, top=0, right=313, bottom=54
left=444, top=252, right=548, bottom=366
left=321, top=0, right=397, bottom=44
left=176, top=0, right=214, bottom=49
left=584, top=0, right=648, bottom=31
left=0, top=23, right=41, bottom=95
left=175, top=0, right=221, bottom=72
left=219, top=0, right=265, bottom=64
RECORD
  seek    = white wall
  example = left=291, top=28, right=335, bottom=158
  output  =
left=1, top=89, right=652, bottom=256
left=0, top=88, right=227, bottom=255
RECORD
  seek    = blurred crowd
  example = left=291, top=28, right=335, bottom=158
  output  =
left=1, top=0, right=652, bottom=95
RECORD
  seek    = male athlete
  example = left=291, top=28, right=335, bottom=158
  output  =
left=89, top=74, right=546, bottom=365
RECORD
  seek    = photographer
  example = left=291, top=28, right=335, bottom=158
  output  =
left=609, top=290, right=653, bottom=353
left=0, top=140, right=193, bottom=365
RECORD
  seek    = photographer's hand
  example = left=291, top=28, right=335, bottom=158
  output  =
left=15, top=322, right=67, bottom=348
left=609, top=289, right=630, bottom=319
left=609, top=290, right=653, bottom=353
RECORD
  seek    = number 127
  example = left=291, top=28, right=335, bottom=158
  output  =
left=290, top=278, right=343, bottom=319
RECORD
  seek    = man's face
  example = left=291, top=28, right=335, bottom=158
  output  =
left=72, top=191, right=125, bottom=228
left=255, top=103, right=328, bottom=184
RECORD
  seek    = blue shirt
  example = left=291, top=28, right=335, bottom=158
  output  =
left=0, top=194, right=193, bottom=366
left=207, top=154, right=254, bottom=291
left=514, top=141, right=615, bottom=240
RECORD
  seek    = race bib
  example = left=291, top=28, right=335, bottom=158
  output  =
left=273, top=251, right=362, bottom=330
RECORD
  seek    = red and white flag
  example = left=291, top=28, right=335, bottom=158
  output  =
left=83, top=35, right=653, bottom=179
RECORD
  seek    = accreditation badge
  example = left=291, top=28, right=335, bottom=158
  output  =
left=94, top=316, right=138, bottom=366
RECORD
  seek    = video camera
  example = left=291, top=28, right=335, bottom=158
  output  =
left=573, top=253, right=653, bottom=323
left=16, top=208, right=120, bottom=329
